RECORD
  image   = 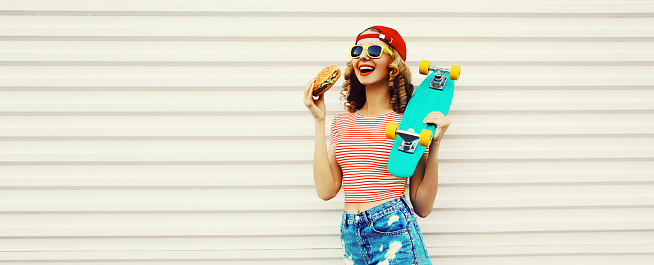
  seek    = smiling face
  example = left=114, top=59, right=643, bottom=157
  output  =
left=352, top=31, right=392, bottom=87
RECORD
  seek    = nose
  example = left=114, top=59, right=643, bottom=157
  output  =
left=359, top=47, right=371, bottom=61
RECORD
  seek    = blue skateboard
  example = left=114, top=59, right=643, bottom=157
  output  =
left=385, top=60, right=460, bottom=178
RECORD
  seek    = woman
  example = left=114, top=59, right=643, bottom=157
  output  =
left=303, top=25, right=450, bottom=265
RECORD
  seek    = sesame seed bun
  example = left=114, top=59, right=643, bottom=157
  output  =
left=313, top=65, right=341, bottom=97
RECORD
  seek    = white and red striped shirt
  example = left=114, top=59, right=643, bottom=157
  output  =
left=330, top=111, right=428, bottom=203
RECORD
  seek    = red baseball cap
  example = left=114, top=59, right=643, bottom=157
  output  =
left=355, top=25, right=407, bottom=61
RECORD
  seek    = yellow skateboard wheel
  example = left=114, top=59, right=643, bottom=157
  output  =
left=418, top=129, right=433, bottom=147
left=419, top=60, right=431, bottom=75
left=449, top=65, right=461, bottom=81
left=385, top=122, right=399, bottom=140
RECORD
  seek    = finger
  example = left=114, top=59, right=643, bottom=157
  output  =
left=303, top=86, right=311, bottom=104
left=305, top=78, right=316, bottom=96
left=425, top=111, right=446, bottom=120
left=307, top=78, right=317, bottom=95
left=424, top=116, right=447, bottom=126
left=428, top=111, right=444, bottom=119
left=305, top=85, right=320, bottom=108
left=303, top=87, right=309, bottom=104
left=423, top=116, right=441, bottom=124
left=304, top=79, right=312, bottom=98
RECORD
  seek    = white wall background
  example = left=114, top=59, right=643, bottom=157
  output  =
left=1, top=0, right=653, bottom=264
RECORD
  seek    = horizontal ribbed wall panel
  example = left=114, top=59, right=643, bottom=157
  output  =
left=2, top=0, right=653, bottom=15
left=1, top=0, right=653, bottom=264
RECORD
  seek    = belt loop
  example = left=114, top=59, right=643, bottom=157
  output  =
left=343, top=213, right=349, bottom=229
left=400, top=196, right=413, bottom=214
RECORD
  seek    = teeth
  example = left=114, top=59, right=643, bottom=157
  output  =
left=359, top=66, right=375, bottom=73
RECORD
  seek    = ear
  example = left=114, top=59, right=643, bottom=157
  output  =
left=388, top=65, right=400, bottom=78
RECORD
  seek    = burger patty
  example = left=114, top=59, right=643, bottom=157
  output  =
left=313, top=69, right=340, bottom=96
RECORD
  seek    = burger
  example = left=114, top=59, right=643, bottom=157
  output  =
left=313, top=65, right=341, bottom=97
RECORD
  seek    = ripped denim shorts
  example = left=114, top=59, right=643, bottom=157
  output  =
left=340, top=197, right=432, bottom=265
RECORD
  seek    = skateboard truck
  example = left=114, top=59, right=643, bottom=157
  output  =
left=419, top=61, right=461, bottom=90
left=396, top=128, right=420, bottom=154
left=386, top=122, right=434, bottom=155
left=430, top=69, right=449, bottom=90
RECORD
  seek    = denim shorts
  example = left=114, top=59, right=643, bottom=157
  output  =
left=340, top=197, right=432, bottom=265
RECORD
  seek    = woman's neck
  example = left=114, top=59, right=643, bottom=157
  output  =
left=360, top=82, right=393, bottom=115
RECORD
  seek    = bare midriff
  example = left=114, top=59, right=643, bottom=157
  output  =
left=343, top=197, right=398, bottom=214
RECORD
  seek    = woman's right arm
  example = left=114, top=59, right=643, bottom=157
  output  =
left=303, top=79, right=342, bottom=201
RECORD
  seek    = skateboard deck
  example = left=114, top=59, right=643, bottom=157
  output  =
left=385, top=60, right=460, bottom=178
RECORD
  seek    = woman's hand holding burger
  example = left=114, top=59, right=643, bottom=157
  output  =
left=303, top=77, right=327, bottom=122
left=303, top=65, right=341, bottom=122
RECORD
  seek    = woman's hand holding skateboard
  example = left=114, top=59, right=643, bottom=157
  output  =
left=423, top=111, right=451, bottom=146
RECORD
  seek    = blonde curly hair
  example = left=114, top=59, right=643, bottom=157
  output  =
left=340, top=37, right=413, bottom=113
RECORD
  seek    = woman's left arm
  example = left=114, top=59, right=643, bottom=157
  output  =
left=409, top=111, right=451, bottom=218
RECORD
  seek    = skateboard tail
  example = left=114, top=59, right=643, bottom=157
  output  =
left=387, top=159, right=415, bottom=178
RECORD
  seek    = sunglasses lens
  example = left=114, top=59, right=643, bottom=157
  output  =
left=368, top=45, right=383, bottom=58
left=351, top=46, right=363, bottom=58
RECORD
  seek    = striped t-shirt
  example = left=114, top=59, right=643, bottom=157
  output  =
left=330, top=110, right=428, bottom=203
